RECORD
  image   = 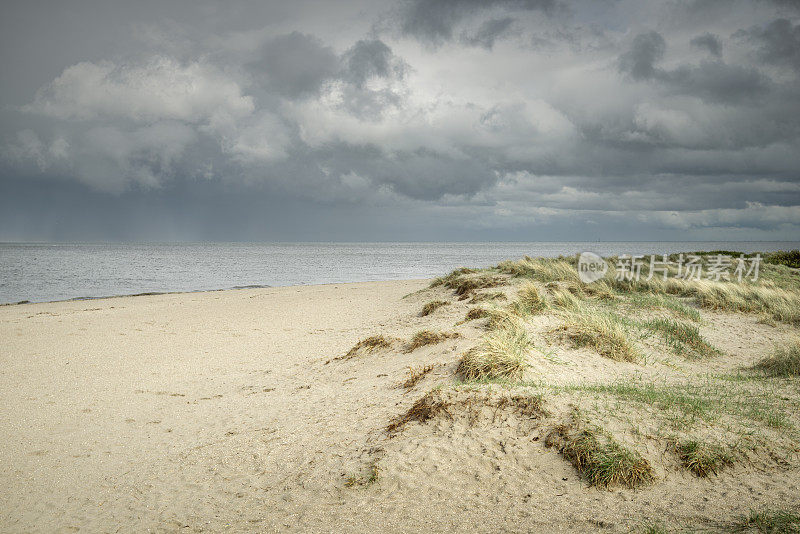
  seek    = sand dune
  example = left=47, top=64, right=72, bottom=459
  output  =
left=1, top=267, right=799, bottom=532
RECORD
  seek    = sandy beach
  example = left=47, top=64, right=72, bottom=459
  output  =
left=1, top=267, right=799, bottom=532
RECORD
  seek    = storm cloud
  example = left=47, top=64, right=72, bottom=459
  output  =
left=1, top=0, right=799, bottom=241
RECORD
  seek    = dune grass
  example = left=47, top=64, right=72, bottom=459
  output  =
left=386, top=389, right=451, bottom=434
left=469, top=291, right=507, bottom=304
left=751, top=341, right=800, bottom=377
left=463, top=307, right=490, bottom=322
left=545, top=412, right=653, bottom=488
left=387, top=388, right=547, bottom=434
left=732, top=509, right=800, bottom=533
left=627, top=293, right=702, bottom=322
left=676, top=440, right=733, bottom=477
left=400, top=364, right=434, bottom=389
left=342, top=335, right=393, bottom=359
left=496, top=256, right=581, bottom=284
left=490, top=253, right=800, bottom=325
left=444, top=274, right=506, bottom=299
left=512, top=282, right=547, bottom=315
left=566, top=378, right=794, bottom=431
left=557, top=310, right=638, bottom=362
left=548, top=284, right=584, bottom=311
left=405, top=330, right=458, bottom=352
left=457, top=319, right=532, bottom=381
left=610, top=275, right=800, bottom=325
left=640, top=318, right=718, bottom=359
left=420, top=300, right=448, bottom=316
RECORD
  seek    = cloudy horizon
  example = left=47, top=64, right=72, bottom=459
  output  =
left=1, top=0, right=799, bottom=242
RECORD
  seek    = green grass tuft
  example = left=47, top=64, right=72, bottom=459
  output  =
left=751, top=341, right=800, bottom=377
left=732, top=509, right=800, bottom=533
left=640, top=318, right=718, bottom=359
left=676, top=440, right=733, bottom=477
left=545, top=412, right=653, bottom=488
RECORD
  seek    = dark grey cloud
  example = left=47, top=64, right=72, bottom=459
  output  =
left=249, top=32, right=338, bottom=98
left=690, top=32, right=722, bottom=57
left=340, top=39, right=406, bottom=87
left=618, top=31, right=666, bottom=80
left=738, top=18, right=800, bottom=71
left=398, top=0, right=558, bottom=44
left=619, top=32, right=769, bottom=103
left=461, top=17, right=516, bottom=49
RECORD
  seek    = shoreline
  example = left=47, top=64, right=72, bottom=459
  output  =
left=0, top=278, right=433, bottom=306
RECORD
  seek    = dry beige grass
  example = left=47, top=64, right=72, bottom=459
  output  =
left=468, top=291, right=507, bottom=304
left=420, top=300, right=448, bottom=317
left=463, top=307, right=490, bottom=322
left=443, top=274, right=505, bottom=300
left=556, top=311, right=638, bottom=362
left=386, top=389, right=547, bottom=435
left=342, top=335, right=394, bottom=359
left=457, top=319, right=532, bottom=380
left=404, top=330, right=459, bottom=352
left=513, top=282, right=547, bottom=315
left=399, top=364, right=434, bottom=389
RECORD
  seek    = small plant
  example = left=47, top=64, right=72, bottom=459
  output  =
left=420, top=300, right=448, bottom=316
left=640, top=521, right=669, bottom=534
left=387, top=390, right=451, bottom=434
left=387, top=389, right=547, bottom=434
left=457, top=320, right=532, bottom=380
left=545, top=412, right=653, bottom=488
left=751, top=341, right=800, bottom=377
left=342, top=335, right=393, bottom=359
left=463, top=307, right=490, bottom=322
left=732, top=509, right=800, bottom=533
left=344, top=462, right=380, bottom=488
left=765, top=249, right=800, bottom=269
left=676, top=440, right=733, bottom=477
left=429, top=267, right=478, bottom=288
left=444, top=274, right=505, bottom=299
left=405, top=330, right=458, bottom=352
left=400, top=364, right=434, bottom=389
left=641, top=318, right=718, bottom=359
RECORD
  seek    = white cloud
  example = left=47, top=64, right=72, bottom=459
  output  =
left=24, top=57, right=254, bottom=124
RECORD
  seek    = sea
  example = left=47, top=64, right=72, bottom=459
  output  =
left=1, top=242, right=798, bottom=304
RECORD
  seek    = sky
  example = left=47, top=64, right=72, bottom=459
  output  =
left=1, top=0, right=799, bottom=242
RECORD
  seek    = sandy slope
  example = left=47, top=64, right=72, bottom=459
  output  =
left=0, top=280, right=798, bottom=533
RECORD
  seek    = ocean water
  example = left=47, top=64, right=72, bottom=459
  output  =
left=1, top=241, right=798, bottom=304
